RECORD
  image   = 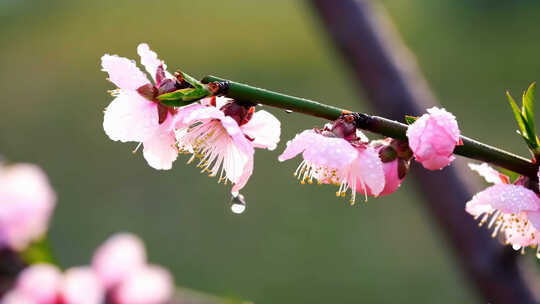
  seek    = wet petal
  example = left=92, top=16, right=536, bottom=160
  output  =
left=278, top=130, right=357, bottom=169
left=466, top=184, right=540, bottom=216
left=351, top=147, right=385, bottom=196
left=406, top=107, right=460, bottom=170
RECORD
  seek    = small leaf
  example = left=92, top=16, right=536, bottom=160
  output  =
left=404, top=115, right=418, bottom=125
left=20, top=237, right=55, bottom=265
left=522, top=82, right=536, bottom=128
left=506, top=91, right=529, bottom=139
left=179, top=71, right=203, bottom=89
left=157, top=88, right=210, bottom=107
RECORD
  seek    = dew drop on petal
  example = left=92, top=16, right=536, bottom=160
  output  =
left=285, top=109, right=293, bottom=114
left=230, top=193, right=246, bottom=214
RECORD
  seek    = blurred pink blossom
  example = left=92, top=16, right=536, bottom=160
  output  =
left=59, top=267, right=105, bottom=304
left=102, top=43, right=180, bottom=170
left=2, top=233, right=174, bottom=304
left=176, top=97, right=280, bottom=195
left=113, top=265, right=174, bottom=304
left=92, top=233, right=146, bottom=289
left=406, top=107, right=460, bottom=170
left=0, top=164, right=56, bottom=250
left=10, top=263, right=61, bottom=304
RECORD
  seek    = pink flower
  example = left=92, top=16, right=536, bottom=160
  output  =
left=102, top=43, right=181, bottom=170
left=113, top=265, right=174, bottom=304
left=10, top=263, right=62, bottom=304
left=278, top=123, right=385, bottom=205
left=0, top=164, right=56, bottom=250
left=91, top=233, right=146, bottom=289
left=59, top=267, right=105, bottom=304
left=466, top=163, right=540, bottom=255
left=406, top=107, right=460, bottom=170
left=176, top=97, right=280, bottom=194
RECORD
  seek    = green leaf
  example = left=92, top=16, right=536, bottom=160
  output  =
left=506, top=91, right=529, bottom=139
left=404, top=115, right=418, bottom=125
left=179, top=71, right=203, bottom=89
left=20, top=237, right=56, bottom=265
left=157, top=88, right=210, bottom=107
left=522, top=82, right=536, bottom=131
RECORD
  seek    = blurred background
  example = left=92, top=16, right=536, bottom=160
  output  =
left=1, top=0, right=539, bottom=303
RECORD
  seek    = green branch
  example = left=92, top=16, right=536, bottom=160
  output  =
left=201, top=75, right=538, bottom=179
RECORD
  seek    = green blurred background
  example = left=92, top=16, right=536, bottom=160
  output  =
left=1, top=1, right=539, bottom=303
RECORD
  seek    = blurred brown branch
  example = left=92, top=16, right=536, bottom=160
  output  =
left=309, top=0, right=538, bottom=303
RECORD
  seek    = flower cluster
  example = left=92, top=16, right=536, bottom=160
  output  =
left=102, top=44, right=280, bottom=194
left=278, top=114, right=411, bottom=204
left=0, top=163, right=56, bottom=251
left=2, top=233, right=173, bottom=304
left=102, top=49, right=466, bottom=205
left=465, top=163, right=540, bottom=256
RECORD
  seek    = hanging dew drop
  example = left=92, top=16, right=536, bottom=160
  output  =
left=230, top=193, right=247, bottom=214
left=285, top=109, right=293, bottom=113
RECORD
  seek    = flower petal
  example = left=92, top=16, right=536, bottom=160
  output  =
left=60, top=267, right=104, bottom=304
left=466, top=184, right=540, bottom=216
left=143, top=130, right=178, bottom=170
left=241, top=110, right=281, bottom=150
left=468, top=163, right=507, bottom=184
left=406, top=107, right=460, bottom=170
left=101, top=54, right=149, bottom=90
left=103, top=91, right=160, bottom=143
left=15, top=264, right=61, bottom=303
left=91, top=233, right=147, bottom=289
left=137, top=43, right=174, bottom=84
left=114, top=265, right=173, bottom=304
left=351, top=147, right=385, bottom=196
left=278, top=130, right=358, bottom=169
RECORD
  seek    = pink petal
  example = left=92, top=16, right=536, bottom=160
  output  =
left=142, top=130, right=178, bottom=170
left=92, top=233, right=147, bottom=289
left=503, top=212, right=539, bottom=247
left=278, top=130, right=358, bottom=169
left=173, top=103, right=207, bottom=130
left=466, top=184, right=540, bottom=216
left=103, top=91, right=160, bottom=143
left=60, top=267, right=104, bottom=304
left=351, top=147, right=385, bottom=196
left=137, top=43, right=173, bottom=84
left=15, top=263, right=61, bottom=304
left=378, top=159, right=403, bottom=196
left=113, top=265, right=174, bottom=304
left=101, top=54, right=149, bottom=91
left=406, top=107, right=460, bottom=170
left=241, top=110, right=281, bottom=150
left=0, top=291, right=34, bottom=304
left=231, top=156, right=254, bottom=195
left=527, top=210, right=540, bottom=231
left=468, top=163, right=507, bottom=184
left=0, top=164, right=56, bottom=250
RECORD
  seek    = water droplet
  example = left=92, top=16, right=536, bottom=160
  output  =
left=285, top=109, right=293, bottom=114
left=512, top=244, right=521, bottom=251
left=230, top=193, right=247, bottom=214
